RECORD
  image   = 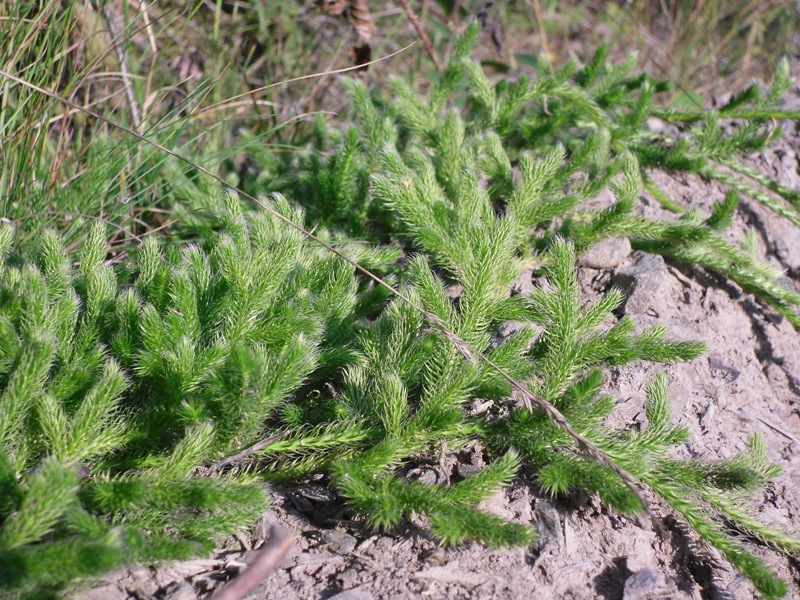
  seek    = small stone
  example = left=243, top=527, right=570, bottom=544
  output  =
left=478, top=489, right=514, bottom=520
left=509, top=495, right=533, bottom=523
left=446, top=283, right=463, bottom=301
left=579, top=237, right=632, bottom=269
left=408, top=466, right=439, bottom=485
left=774, top=231, right=800, bottom=272
left=414, top=564, right=488, bottom=587
left=512, top=268, right=534, bottom=296
left=328, top=588, right=374, bottom=600
left=646, top=117, right=680, bottom=137
left=336, top=566, right=362, bottom=589
left=321, top=529, right=358, bottom=554
left=421, top=547, right=447, bottom=566
left=497, top=320, right=524, bottom=338
left=623, top=568, right=662, bottom=600
left=251, top=510, right=280, bottom=541
left=161, top=581, right=197, bottom=600
left=646, top=117, right=667, bottom=132
left=771, top=147, right=800, bottom=190
left=122, top=566, right=161, bottom=597
left=457, top=463, right=482, bottom=478
left=533, top=500, right=563, bottom=552
left=293, top=551, right=342, bottom=569
left=583, top=188, right=617, bottom=212
left=612, top=251, right=667, bottom=315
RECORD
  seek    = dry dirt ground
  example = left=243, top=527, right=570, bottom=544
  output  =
left=77, top=100, right=800, bottom=600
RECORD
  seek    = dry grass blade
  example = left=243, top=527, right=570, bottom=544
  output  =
left=526, top=0, right=554, bottom=74
left=210, top=432, right=289, bottom=473
left=428, top=310, right=650, bottom=515
left=101, top=4, right=141, bottom=128
left=396, top=0, right=443, bottom=71
left=0, top=63, right=651, bottom=519
left=199, top=43, right=415, bottom=115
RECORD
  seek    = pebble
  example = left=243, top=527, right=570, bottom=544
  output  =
left=478, top=489, right=515, bottom=520
left=457, top=463, right=482, bottom=478
left=509, top=495, right=533, bottom=523
left=322, top=529, right=358, bottom=554
left=533, top=499, right=563, bottom=552
left=623, top=567, right=662, bottom=600
left=328, top=587, right=374, bottom=600
left=336, top=566, right=363, bottom=589
left=579, top=237, right=632, bottom=269
left=161, top=581, right=197, bottom=600
left=612, top=251, right=667, bottom=315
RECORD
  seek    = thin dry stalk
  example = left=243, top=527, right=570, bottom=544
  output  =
left=209, top=526, right=294, bottom=600
left=103, top=5, right=142, bottom=129
left=430, top=312, right=651, bottom=515
left=297, top=32, right=350, bottom=111
left=527, top=0, right=554, bottom=74
left=198, top=43, right=415, bottom=115
left=11, top=210, right=143, bottom=245
left=210, top=432, right=289, bottom=473
left=396, top=0, right=443, bottom=71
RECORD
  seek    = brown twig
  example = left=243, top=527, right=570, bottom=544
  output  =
left=210, top=526, right=294, bottom=600
left=197, top=43, right=415, bottom=115
left=396, top=0, right=443, bottom=71
left=527, top=0, right=554, bottom=75
left=210, top=431, right=289, bottom=473
left=296, top=34, right=349, bottom=112
left=757, top=416, right=800, bottom=446
left=11, top=210, right=144, bottom=244
left=102, top=5, right=142, bottom=129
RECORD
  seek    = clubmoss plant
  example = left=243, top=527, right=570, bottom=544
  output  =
left=272, top=23, right=800, bottom=329
left=2, top=19, right=800, bottom=600
left=0, top=193, right=378, bottom=597
left=251, top=24, right=799, bottom=596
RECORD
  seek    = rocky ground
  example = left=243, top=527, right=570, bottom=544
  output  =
left=76, top=100, right=800, bottom=600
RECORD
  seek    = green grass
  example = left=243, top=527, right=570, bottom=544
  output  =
left=0, top=1, right=338, bottom=252
left=1, top=3, right=800, bottom=599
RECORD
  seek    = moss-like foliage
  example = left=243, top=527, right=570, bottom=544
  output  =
left=2, top=23, right=800, bottom=600
left=267, top=24, right=800, bottom=329
left=0, top=195, right=369, bottom=596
